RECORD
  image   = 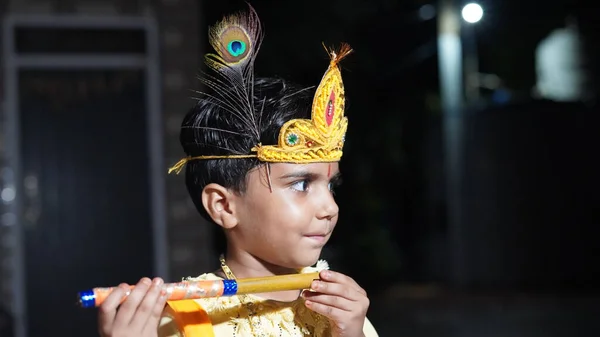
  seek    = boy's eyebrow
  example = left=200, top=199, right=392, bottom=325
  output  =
left=278, top=170, right=342, bottom=180
left=278, top=171, right=317, bottom=180
left=329, top=172, right=342, bottom=181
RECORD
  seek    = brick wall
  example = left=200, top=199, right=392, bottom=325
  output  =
left=152, top=0, right=216, bottom=279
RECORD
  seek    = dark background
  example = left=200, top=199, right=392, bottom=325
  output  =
left=0, top=0, right=598, bottom=336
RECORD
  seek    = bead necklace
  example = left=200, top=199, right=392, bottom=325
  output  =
left=219, top=254, right=266, bottom=336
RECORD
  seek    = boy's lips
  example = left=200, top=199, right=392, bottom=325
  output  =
left=304, top=222, right=333, bottom=238
left=304, top=230, right=329, bottom=237
left=304, top=232, right=330, bottom=243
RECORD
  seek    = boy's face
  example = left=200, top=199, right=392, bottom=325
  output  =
left=231, top=162, right=340, bottom=269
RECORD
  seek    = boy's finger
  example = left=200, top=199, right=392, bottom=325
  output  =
left=113, top=278, right=152, bottom=327
left=143, top=287, right=168, bottom=334
left=130, top=278, right=163, bottom=331
left=319, top=270, right=367, bottom=295
left=302, top=291, right=353, bottom=311
left=310, top=280, right=361, bottom=301
left=97, top=283, right=128, bottom=334
left=304, top=299, right=346, bottom=322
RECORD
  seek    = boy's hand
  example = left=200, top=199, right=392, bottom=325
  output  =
left=303, top=270, right=369, bottom=337
left=98, top=277, right=167, bottom=337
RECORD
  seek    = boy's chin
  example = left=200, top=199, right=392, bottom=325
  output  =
left=296, top=251, right=323, bottom=269
left=261, top=249, right=324, bottom=270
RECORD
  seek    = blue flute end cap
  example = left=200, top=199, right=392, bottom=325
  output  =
left=222, top=279, right=238, bottom=296
left=78, top=290, right=96, bottom=308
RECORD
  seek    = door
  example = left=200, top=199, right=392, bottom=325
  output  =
left=3, top=18, right=165, bottom=337
left=19, top=69, right=154, bottom=336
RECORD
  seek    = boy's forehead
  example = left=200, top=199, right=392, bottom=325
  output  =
left=272, top=162, right=340, bottom=176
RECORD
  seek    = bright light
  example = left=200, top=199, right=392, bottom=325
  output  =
left=462, top=3, right=483, bottom=23
left=1, top=187, right=15, bottom=203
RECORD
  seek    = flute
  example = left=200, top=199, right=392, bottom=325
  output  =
left=78, top=272, right=320, bottom=308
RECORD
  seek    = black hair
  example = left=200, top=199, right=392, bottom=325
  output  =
left=180, top=77, right=314, bottom=222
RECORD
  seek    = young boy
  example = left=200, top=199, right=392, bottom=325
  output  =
left=97, top=5, right=378, bottom=337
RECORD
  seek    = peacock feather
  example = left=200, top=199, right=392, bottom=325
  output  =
left=197, top=4, right=264, bottom=142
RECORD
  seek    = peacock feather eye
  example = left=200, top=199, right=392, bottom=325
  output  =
left=227, top=40, right=246, bottom=57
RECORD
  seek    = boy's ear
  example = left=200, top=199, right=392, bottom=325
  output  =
left=201, top=183, right=239, bottom=229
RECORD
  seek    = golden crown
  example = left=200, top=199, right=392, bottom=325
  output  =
left=168, top=44, right=352, bottom=174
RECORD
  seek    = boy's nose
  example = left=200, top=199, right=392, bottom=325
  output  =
left=316, top=192, right=339, bottom=220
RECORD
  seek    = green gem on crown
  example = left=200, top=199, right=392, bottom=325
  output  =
left=227, top=40, right=246, bottom=57
left=286, top=133, right=299, bottom=146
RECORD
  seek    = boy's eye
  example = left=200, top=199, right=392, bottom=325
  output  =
left=291, top=180, right=309, bottom=192
left=328, top=182, right=338, bottom=195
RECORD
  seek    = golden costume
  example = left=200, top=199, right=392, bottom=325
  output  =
left=158, top=260, right=378, bottom=337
